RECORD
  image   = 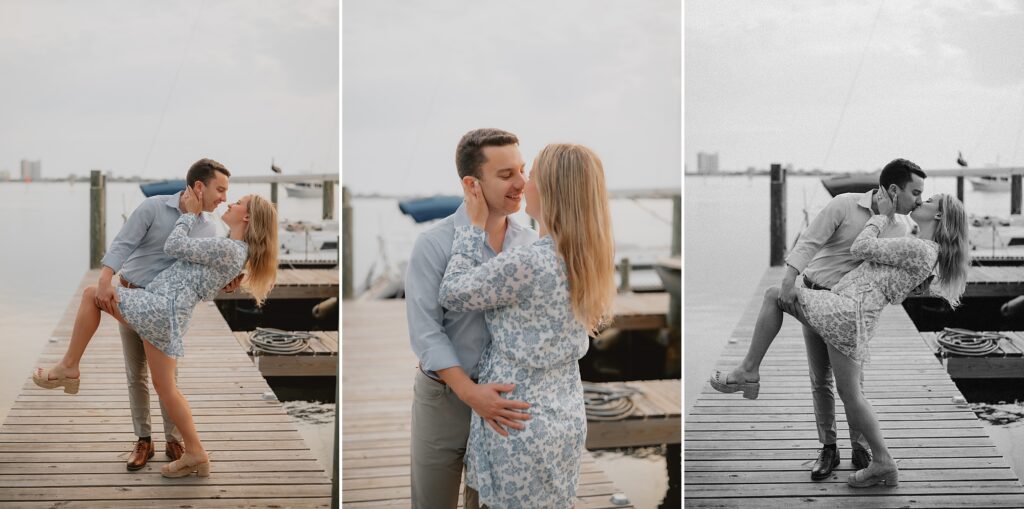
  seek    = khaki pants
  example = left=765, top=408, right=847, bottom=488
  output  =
left=410, top=368, right=479, bottom=509
left=119, top=322, right=182, bottom=443
left=803, top=324, right=869, bottom=451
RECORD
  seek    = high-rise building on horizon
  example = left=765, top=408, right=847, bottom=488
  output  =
left=697, top=152, right=719, bottom=174
left=20, top=159, right=42, bottom=181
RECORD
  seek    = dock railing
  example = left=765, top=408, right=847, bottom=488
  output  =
left=88, top=170, right=341, bottom=269
left=340, top=186, right=681, bottom=299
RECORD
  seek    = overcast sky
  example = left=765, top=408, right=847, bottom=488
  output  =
left=0, top=0, right=338, bottom=179
left=342, top=0, right=681, bottom=195
left=686, top=0, right=1024, bottom=173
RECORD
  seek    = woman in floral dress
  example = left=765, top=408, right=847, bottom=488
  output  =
left=32, top=188, right=278, bottom=478
left=439, top=143, right=616, bottom=508
left=710, top=190, right=969, bottom=488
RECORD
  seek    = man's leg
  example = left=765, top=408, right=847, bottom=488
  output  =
left=411, top=368, right=475, bottom=509
left=804, top=325, right=841, bottom=479
left=803, top=325, right=838, bottom=446
left=120, top=322, right=159, bottom=469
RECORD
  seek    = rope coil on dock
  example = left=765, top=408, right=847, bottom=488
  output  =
left=583, top=382, right=641, bottom=421
left=249, top=327, right=315, bottom=355
left=936, top=328, right=1011, bottom=357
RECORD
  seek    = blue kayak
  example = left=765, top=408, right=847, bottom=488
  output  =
left=139, top=180, right=187, bottom=197
left=398, top=196, right=463, bottom=223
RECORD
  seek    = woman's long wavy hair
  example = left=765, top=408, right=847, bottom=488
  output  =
left=241, top=195, right=279, bottom=307
left=931, top=193, right=970, bottom=308
left=534, top=144, right=616, bottom=333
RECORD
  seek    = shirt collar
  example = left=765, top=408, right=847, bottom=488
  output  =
left=856, top=190, right=875, bottom=211
left=164, top=191, right=184, bottom=210
left=163, top=191, right=209, bottom=223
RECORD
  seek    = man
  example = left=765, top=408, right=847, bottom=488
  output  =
left=406, top=128, right=537, bottom=509
left=94, top=158, right=241, bottom=470
left=778, top=158, right=926, bottom=481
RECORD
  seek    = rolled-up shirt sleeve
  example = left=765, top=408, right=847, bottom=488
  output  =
left=785, top=198, right=845, bottom=274
left=406, top=233, right=461, bottom=373
left=100, top=200, right=157, bottom=272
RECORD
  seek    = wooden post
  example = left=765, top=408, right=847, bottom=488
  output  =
left=270, top=182, right=279, bottom=207
left=770, top=164, right=786, bottom=267
left=618, top=258, right=630, bottom=293
left=1013, top=175, right=1022, bottom=215
left=342, top=187, right=353, bottom=300
left=89, top=170, right=106, bottom=269
left=323, top=180, right=336, bottom=220
left=671, top=193, right=681, bottom=257
left=956, top=176, right=964, bottom=204
left=331, top=381, right=339, bottom=508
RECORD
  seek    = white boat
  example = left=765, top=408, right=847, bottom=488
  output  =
left=969, top=175, right=1011, bottom=192
left=279, top=219, right=338, bottom=267
left=285, top=182, right=323, bottom=198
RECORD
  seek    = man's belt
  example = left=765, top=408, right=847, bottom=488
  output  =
left=803, top=275, right=831, bottom=291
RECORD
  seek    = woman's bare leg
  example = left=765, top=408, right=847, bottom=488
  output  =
left=41, top=285, right=127, bottom=380
left=142, top=339, right=208, bottom=462
left=727, top=286, right=800, bottom=384
left=827, top=343, right=896, bottom=471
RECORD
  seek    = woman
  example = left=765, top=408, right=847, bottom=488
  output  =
left=710, top=190, right=969, bottom=488
left=438, top=144, right=616, bottom=508
left=32, top=188, right=278, bottom=478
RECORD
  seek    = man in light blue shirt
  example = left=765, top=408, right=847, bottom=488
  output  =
left=407, top=129, right=537, bottom=509
left=93, top=158, right=241, bottom=471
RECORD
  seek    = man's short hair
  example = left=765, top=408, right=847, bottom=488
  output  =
left=186, top=158, right=231, bottom=188
left=455, top=128, right=519, bottom=179
left=879, top=158, right=926, bottom=189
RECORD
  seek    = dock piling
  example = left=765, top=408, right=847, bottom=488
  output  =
left=323, top=180, right=336, bottom=220
left=769, top=163, right=786, bottom=267
left=342, top=186, right=353, bottom=300
left=1012, top=175, right=1022, bottom=215
left=618, top=257, right=631, bottom=293
left=89, top=169, right=105, bottom=269
left=957, top=176, right=965, bottom=204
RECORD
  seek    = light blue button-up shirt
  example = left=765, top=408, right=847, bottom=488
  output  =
left=406, top=203, right=538, bottom=380
left=100, top=191, right=220, bottom=288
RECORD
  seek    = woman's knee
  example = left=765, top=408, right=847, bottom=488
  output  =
left=764, top=286, right=781, bottom=302
left=82, top=285, right=97, bottom=302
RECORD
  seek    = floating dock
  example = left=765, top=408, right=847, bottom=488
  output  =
left=685, top=267, right=1024, bottom=508
left=342, top=297, right=680, bottom=508
left=232, top=330, right=338, bottom=377
left=0, top=271, right=333, bottom=508
left=216, top=268, right=339, bottom=301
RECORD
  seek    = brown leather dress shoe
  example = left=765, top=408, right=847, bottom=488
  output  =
left=126, top=439, right=155, bottom=471
left=166, top=440, right=185, bottom=461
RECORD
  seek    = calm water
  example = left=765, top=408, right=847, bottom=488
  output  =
left=685, top=174, right=1024, bottom=481
left=0, top=181, right=336, bottom=470
left=350, top=197, right=676, bottom=293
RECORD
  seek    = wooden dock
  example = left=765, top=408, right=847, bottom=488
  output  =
left=0, top=271, right=333, bottom=508
left=920, top=330, right=1024, bottom=379
left=685, top=267, right=1024, bottom=508
left=964, top=265, right=1024, bottom=297
left=216, top=268, right=339, bottom=301
left=342, top=298, right=680, bottom=508
left=585, top=379, right=680, bottom=449
left=232, top=330, right=338, bottom=377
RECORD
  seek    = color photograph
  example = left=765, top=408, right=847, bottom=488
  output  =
left=342, top=1, right=681, bottom=507
left=0, top=1, right=339, bottom=506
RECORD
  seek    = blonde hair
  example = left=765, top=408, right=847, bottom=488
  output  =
left=241, top=195, right=279, bottom=307
left=931, top=193, right=970, bottom=308
left=535, top=144, right=616, bottom=333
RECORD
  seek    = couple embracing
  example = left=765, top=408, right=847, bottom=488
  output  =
left=407, top=128, right=616, bottom=508
left=711, top=159, right=971, bottom=487
left=32, top=158, right=279, bottom=478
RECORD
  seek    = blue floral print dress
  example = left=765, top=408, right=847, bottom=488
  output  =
left=798, top=215, right=938, bottom=363
left=117, top=213, right=247, bottom=358
left=439, top=225, right=589, bottom=509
